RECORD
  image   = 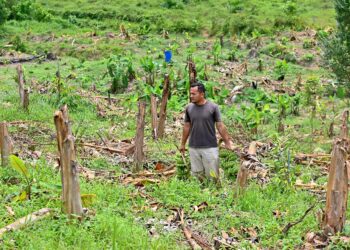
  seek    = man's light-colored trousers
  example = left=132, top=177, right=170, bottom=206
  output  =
left=189, top=147, right=219, bottom=179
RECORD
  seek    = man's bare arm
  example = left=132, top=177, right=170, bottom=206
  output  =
left=180, top=122, right=191, bottom=153
left=216, top=122, right=233, bottom=149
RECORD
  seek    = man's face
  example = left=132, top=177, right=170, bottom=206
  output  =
left=190, top=86, right=204, bottom=103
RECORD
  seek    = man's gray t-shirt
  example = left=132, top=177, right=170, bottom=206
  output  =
left=184, top=101, right=222, bottom=148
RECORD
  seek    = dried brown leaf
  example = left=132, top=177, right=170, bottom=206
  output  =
left=5, top=206, right=15, bottom=216
left=155, top=162, right=165, bottom=171
left=221, top=230, right=229, bottom=240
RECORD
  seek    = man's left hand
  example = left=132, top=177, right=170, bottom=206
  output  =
left=223, top=140, right=235, bottom=151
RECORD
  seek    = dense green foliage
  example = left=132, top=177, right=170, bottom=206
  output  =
left=322, top=0, right=350, bottom=89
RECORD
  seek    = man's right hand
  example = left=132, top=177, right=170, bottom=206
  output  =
left=179, top=144, right=186, bottom=154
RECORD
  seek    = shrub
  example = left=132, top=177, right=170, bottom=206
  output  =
left=274, top=60, right=289, bottom=80
left=172, top=19, right=201, bottom=33
left=106, top=55, right=131, bottom=93
left=274, top=16, right=305, bottom=30
left=280, top=36, right=289, bottom=45
left=321, top=0, right=350, bottom=90
left=226, top=0, right=243, bottom=14
left=137, top=19, right=152, bottom=35
left=261, top=42, right=287, bottom=58
left=284, top=51, right=297, bottom=63
left=231, top=15, right=262, bottom=35
left=0, top=0, right=10, bottom=25
left=9, top=0, right=52, bottom=22
left=11, top=35, right=26, bottom=52
left=302, top=53, right=314, bottom=63
left=227, top=47, right=239, bottom=61
left=304, top=76, right=322, bottom=105
left=162, top=0, right=184, bottom=9
left=212, top=40, right=221, bottom=65
left=303, top=39, right=315, bottom=49
left=274, top=0, right=305, bottom=30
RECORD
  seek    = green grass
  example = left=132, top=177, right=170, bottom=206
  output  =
left=1, top=0, right=350, bottom=249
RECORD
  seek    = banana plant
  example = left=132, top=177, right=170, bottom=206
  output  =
left=276, top=94, right=291, bottom=132
left=244, top=104, right=271, bottom=134
left=246, top=88, right=272, bottom=110
left=291, top=93, right=301, bottom=115
left=124, top=53, right=136, bottom=82
left=140, top=56, right=157, bottom=86
left=136, top=80, right=162, bottom=102
left=9, top=155, right=33, bottom=200
left=277, top=94, right=291, bottom=119
left=212, top=40, right=222, bottom=65
left=106, top=55, right=129, bottom=93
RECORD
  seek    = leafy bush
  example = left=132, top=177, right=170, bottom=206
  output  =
left=261, top=42, right=287, bottom=58
left=242, top=104, right=272, bottom=134
left=212, top=40, right=221, bottom=65
left=274, top=0, right=305, bottom=30
left=283, top=0, right=298, bottom=15
left=226, top=0, right=243, bottom=14
left=280, top=36, right=289, bottom=45
left=8, top=0, right=52, bottom=22
left=48, top=78, right=90, bottom=110
left=321, top=0, right=350, bottom=90
left=228, top=15, right=264, bottom=35
left=302, top=53, right=314, bottom=63
left=11, top=35, right=26, bottom=52
left=284, top=51, right=297, bottom=63
left=303, top=39, right=315, bottom=49
left=304, top=76, right=322, bottom=105
left=140, top=56, right=157, bottom=85
left=107, top=55, right=133, bottom=93
left=274, top=16, right=305, bottom=30
left=172, top=19, right=201, bottom=33
left=227, top=47, right=239, bottom=61
left=137, top=19, right=152, bottom=35
left=274, top=60, right=289, bottom=80
left=0, top=0, right=52, bottom=24
left=162, top=0, right=185, bottom=9
left=0, top=0, right=10, bottom=25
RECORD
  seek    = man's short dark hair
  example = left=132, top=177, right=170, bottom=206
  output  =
left=190, top=81, right=206, bottom=93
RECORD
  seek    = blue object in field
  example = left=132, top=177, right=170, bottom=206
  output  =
left=164, top=50, right=172, bottom=63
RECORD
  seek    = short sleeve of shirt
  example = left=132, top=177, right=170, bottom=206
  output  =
left=184, top=106, right=191, bottom=122
left=214, top=105, right=222, bottom=122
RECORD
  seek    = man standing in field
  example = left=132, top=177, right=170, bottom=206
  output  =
left=180, top=81, right=233, bottom=182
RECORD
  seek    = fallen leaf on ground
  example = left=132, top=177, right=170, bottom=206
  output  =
left=5, top=206, right=15, bottom=216
left=155, top=162, right=165, bottom=171
left=193, top=202, right=208, bottom=212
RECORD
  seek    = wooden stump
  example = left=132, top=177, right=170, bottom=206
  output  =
left=54, top=105, right=83, bottom=216
left=188, top=57, right=197, bottom=101
left=236, top=141, right=257, bottom=195
left=16, top=65, right=25, bottom=107
left=323, top=138, right=349, bottom=235
left=23, top=89, right=29, bottom=111
left=157, top=74, right=170, bottom=139
left=119, top=24, right=130, bottom=40
left=62, top=136, right=83, bottom=215
left=0, top=122, right=12, bottom=167
left=296, top=74, right=302, bottom=91
left=150, top=94, right=158, bottom=140
left=133, top=101, right=146, bottom=172
left=340, top=110, right=349, bottom=139
left=188, top=59, right=197, bottom=85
